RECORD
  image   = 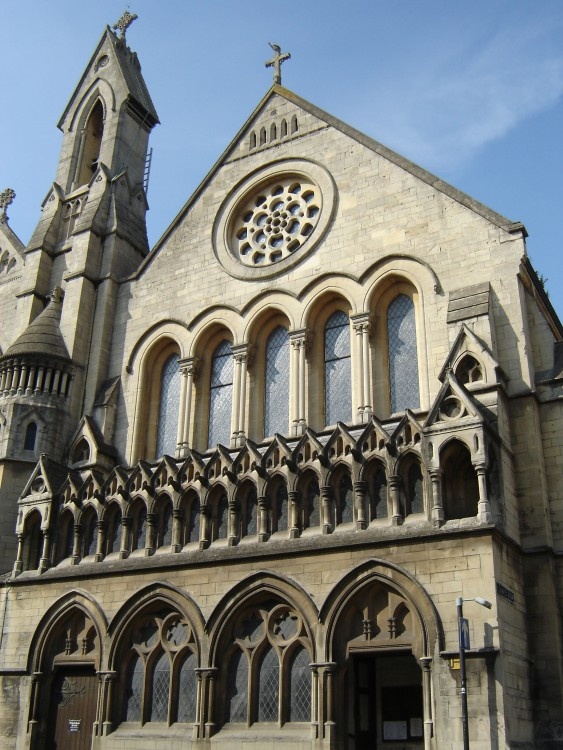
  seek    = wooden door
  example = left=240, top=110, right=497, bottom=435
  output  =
left=353, top=655, right=377, bottom=749
left=46, top=669, right=97, bottom=750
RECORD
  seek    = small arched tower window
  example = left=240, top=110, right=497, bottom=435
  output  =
left=388, top=294, right=420, bottom=413
left=76, top=100, right=104, bottom=186
left=456, top=355, right=484, bottom=385
left=24, top=422, right=37, bottom=451
left=442, top=440, right=479, bottom=519
left=72, top=437, right=90, bottom=464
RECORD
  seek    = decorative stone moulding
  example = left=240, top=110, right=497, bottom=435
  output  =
left=213, top=159, right=336, bottom=279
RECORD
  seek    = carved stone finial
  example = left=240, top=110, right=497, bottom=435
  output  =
left=113, top=10, right=138, bottom=40
left=50, top=287, right=65, bottom=305
left=265, top=43, right=291, bottom=85
left=0, top=188, right=15, bottom=224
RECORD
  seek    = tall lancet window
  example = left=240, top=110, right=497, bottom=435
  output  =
left=155, top=354, right=180, bottom=457
left=208, top=340, right=233, bottom=448
left=388, top=295, right=420, bottom=413
left=324, top=311, right=351, bottom=425
left=264, top=326, right=290, bottom=437
left=76, top=100, right=104, bottom=186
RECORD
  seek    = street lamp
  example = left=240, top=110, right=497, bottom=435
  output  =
left=456, top=596, right=492, bottom=750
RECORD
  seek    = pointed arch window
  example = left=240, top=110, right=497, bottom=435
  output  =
left=76, top=99, right=104, bottom=186
left=124, top=654, right=144, bottom=722
left=289, top=646, right=311, bottom=721
left=388, top=294, right=420, bottom=413
left=272, top=481, right=288, bottom=533
left=155, top=354, right=180, bottom=457
left=324, top=311, right=351, bottom=425
left=208, top=340, right=233, bottom=448
left=336, top=472, right=354, bottom=525
left=264, top=326, right=290, bottom=437
left=150, top=652, right=170, bottom=722
left=226, top=648, right=248, bottom=723
left=177, top=652, right=197, bottom=722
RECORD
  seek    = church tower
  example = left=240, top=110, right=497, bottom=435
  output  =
left=0, top=12, right=158, bottom=572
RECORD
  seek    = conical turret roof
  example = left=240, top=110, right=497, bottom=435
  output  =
left=4, top=288, right=70, bottom=361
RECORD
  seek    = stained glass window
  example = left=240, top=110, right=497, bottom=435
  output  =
left=159, top=501, right=173, bottom=547
left=243, top=488, right=258, bottom=536
left=273, top=483, right=288, bottom=532
left=305, top=477, right=320, bottom=528
left=150, top=652, right=170, bottom=721
left=324, top=311, right=351, bottom=425
left=289, top=646, right=310, bottom=721
left=388, top=295, right=420, bottom=413
left=216, top=494, right=228, bottom=539
left=407, top=463, right=424, bottom=515
left=258, top=647, right=279, bottom=722
left=107, top=506, right=121, bottom=554
left=82, top=511, right=97, bottom=557
left=185, top=498, right=200, bottom=545
left=155, top=354, right=180, bottom=458
left=338, top=473, right=354, bottom=524
left=208, top=340, right=233, bottom=448
left=177, top=652, right=197, bottom=723
left=134, top=505, right=147, bottom=551
left=370, top=468, right=388, bottom=519
left=264, top=327, right=290, bottom=437
left=226, top=649, right=248, bottom=722
left=124, top=654, right=143, bottom=721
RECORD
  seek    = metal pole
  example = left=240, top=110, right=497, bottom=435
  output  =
left=457, top=597, right=470, bottom=750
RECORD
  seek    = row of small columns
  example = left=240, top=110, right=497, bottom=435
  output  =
left=174, top=315, right=376, bottom=458
left=0, top=359, right=71, bottom=398
left=27, top=658, right=434, bottom=744
left=428, top=462, right=492, bottom=526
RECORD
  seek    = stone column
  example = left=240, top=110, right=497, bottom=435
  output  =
left=419, top=656, right=434, bottom=748
left=96, top=671, right=117, bottom=736
left=172, top=507, right=184, bottom=552
left=12, top=533, right=24, bottom=576
left=389, top=474, right=403, bottom=526
left=230, top=345, right=253, bottom=448
left=320, top=485, right=334, bottom=534
left=258, top=495, right=270, bottom=542
left=354, top=479, right=368, bottom=530
left=351, top=313, right=374, bottom=423
left=288, top=490, right=301, bottom=538
left=310, top=663, right=320, bottom=740
left=71, top=523, right=82, bottom=565
left=475, top=462, right=493, bottom=523
left=27, top=672, right=44, bottom=740
left=228, top=499, right=239, bottom=546
left=95, top=520, right=105, bottom=561
left=289, top=329, right=309, bottom=436
left=176, top=357, right=200, bottom=459
left=145, top=512, right=157, bottom=556
left=199, top=506, right=210, bottom=550
left=119, top=516, right=131, bottom=559
left=429, top=469, right=444, bottom=527
left=194, top=666, right=218, bottom=739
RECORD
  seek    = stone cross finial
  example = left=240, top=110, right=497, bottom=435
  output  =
left=0, top=188, right=15, bottom=224
left=265, top=43, right=291, bottom=85
left=113, top=10, right=138, bottom=40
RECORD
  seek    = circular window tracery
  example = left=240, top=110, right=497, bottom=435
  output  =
left=213, top=159, right=336, bottom=280
left=233, top=177, right=321, bottom=267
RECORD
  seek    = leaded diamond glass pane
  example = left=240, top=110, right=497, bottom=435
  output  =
left=324, top=311, right=351, bottom=425
left=226, top=649, right=248, bottom=723
left=124, top=655, right=143, bottom=721
left=208, top=341, right=233, bottom=448
left=408, top=463, right=424, bottom=514
left=156, top=354, right=180, bottom=457
left=371, top=469, right=388, bottom=519
left=178, top=652, right=197, bottom=723
left=289, top=647, right=310, bottom=721
left=150, top=651, right=170, bottom=722
left=339, top=473, right=354, bottom=524
left=305, top=478, right=320, bottom=528
left=274, top=484, right=288, bottom=531
left=216, top=494, right=228, bottom=539
left=160, top=502, right=173, bottom=547
left=244, top=489, right=258, bottom=536
left=388, top=295, right=420, bottom=413
left=258, top=647, right=279, bottom=722
left=264, top=327, right=289, bottom=437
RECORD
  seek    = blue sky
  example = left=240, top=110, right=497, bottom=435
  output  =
left=2, top=1, right=562, bottom=315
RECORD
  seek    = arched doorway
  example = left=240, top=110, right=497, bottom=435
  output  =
left=322, top=561, right=441, bottom=749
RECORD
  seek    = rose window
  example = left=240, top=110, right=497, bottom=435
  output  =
left=233, top=178, right=321, bottom=267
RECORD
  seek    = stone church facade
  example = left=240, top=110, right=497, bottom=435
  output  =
left=0, top=15, right=562, bottom=750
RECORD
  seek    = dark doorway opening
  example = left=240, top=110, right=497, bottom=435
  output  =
left=349, top=652, right=424, bottom=749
